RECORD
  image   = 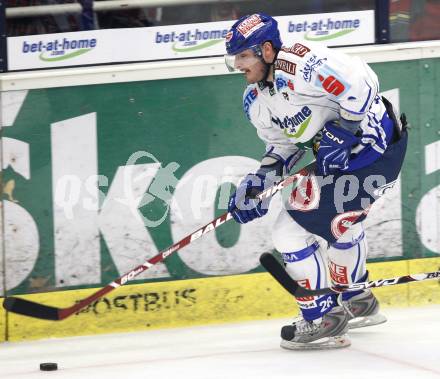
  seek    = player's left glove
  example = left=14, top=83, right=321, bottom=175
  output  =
left=316, top=120, right=360, bottom=176
left=228, top=173, right=271, bottom=224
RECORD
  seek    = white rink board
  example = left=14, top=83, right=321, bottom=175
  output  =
left=7, top=11, right=374, bottom=70
left=1, top=40, right=440, bottom=91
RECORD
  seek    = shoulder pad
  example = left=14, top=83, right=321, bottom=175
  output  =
left=243, top=85, right=259, bottom=120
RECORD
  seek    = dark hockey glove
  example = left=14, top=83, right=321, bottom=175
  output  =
left=316, top=120, right=360, bottom=176
left=228, top=173, right=270, bottom=224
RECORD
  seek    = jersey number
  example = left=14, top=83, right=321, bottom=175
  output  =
left=319, top=297, right=334, bottom=313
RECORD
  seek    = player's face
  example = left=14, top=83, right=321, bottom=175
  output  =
left=225, top=48, right=266, bottom=83
left=234, top=49, right=266, bottom=83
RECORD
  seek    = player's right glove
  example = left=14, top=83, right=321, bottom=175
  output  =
left=316, top=120, right=360, bottom=176
left=228, top=173, right=270, bottom=224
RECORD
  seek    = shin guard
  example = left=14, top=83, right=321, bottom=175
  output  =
left=327, top=223, right=368, bottom=301
left=283, top=243, right=336, bottom=321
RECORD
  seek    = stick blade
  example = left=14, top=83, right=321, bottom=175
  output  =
left=260, top=253, right=301, bottom=297
left=260, top=253, right=339, bottom=297
left=3, top=297, right=61, bottom=321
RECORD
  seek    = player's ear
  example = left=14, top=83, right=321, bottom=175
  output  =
left=262, top=41, right=276, bottom=64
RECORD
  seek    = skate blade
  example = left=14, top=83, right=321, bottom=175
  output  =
left=348, top=313, right=387, bottom=329
left=280, top=334, right=351, bottom=350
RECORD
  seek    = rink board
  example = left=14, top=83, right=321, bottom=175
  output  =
left=0, top=298, right=5, bottom=342
left=1, top=42, right=440, bottom=343
left=1, top=46, right=440, bottom=302
left=1, top=44, right=439, bottom=300
left=6, top=256, right=440, bottom=342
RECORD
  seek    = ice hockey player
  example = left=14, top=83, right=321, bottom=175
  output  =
left=225, top=13, right=408, bottom=350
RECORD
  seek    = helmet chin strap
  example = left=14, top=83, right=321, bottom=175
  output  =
left=257, top=47, right=279, bottom=88
left=261, top=63, right=273, bottom=87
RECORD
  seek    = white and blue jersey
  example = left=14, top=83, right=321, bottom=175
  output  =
left=243, top=41, right=394, bottom=171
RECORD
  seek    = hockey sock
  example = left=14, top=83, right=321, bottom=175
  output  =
left=283, top=242, right=337, bottom=321
left=327, top=223, right=368, bottom=301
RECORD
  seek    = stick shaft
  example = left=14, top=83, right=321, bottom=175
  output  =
left=260, top=252, right=440, bottom=297
left=3, top=162, right=314, bottom=321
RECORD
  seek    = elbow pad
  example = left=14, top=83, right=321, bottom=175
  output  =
left=256, top=154, right=284, bottom=177
left=339, top=118, right=361, bottom=134
left=256, top=150, right=305, bottom=177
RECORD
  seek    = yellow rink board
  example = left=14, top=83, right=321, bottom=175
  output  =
left=6, top=256, right=440, bottom=342
left=0, top=298, right=5, bottom=342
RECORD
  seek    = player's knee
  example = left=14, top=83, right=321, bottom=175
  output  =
left=332, top=222, right=364, bottom=245
left=272, top=209, right=317, bottom=253
left=328, top=222, right=368, bottom=286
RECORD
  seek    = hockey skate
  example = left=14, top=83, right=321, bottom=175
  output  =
left=280, top=306, right=350, bottom=350
left=343, top=290, right=387, bottom=329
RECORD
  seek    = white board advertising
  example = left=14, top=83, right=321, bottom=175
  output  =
left=7, top=10, right=375, bottom=71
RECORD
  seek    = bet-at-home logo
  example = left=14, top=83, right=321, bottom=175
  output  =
left=22, top=37, right=97, bottom=62
left=155, top=28, right=228, bottom=53
left=288, top=18, right=361, bottom=41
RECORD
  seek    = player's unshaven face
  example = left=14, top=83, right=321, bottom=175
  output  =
left=234, top=49, right=266, bottom=83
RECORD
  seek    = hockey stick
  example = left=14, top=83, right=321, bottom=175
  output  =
left=2, top=163, right=315, bottom=321
left=260, top=252, right=440, bottom=297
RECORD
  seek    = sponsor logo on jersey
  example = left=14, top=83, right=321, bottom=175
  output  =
left=331, top=209, right=369, bottom=239
left=315, top=65, right=350, bottom=97
left=283, top=43, right=311, bottom=57
left=329, top=262, right=349, bottom=284
left=272, top=106, right=312, bottom=139
left=296, top=300, right=318, bottom=309
left=318, top=74, right=345, bottom=96
left=237, top=14, right=264, bottom=38
left=301, top=55, right=327, bottom=82
left=289, top=173, right=320, bottom=211
left=296, top=278, right=315, bottom=302
left=274, top=59, right=297, bottom=75
left=243, top=87, right=258, bottom=119
left=275, top=75, right=288, bottom=91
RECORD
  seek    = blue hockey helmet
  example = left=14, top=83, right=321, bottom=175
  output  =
left=225, top=13, right=282, bottom=56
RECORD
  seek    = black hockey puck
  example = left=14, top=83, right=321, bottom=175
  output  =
left=40, top=363, right=58, bottom=371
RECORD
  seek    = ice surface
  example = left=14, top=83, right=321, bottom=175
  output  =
left=1, top=305, right=440, bottom=379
